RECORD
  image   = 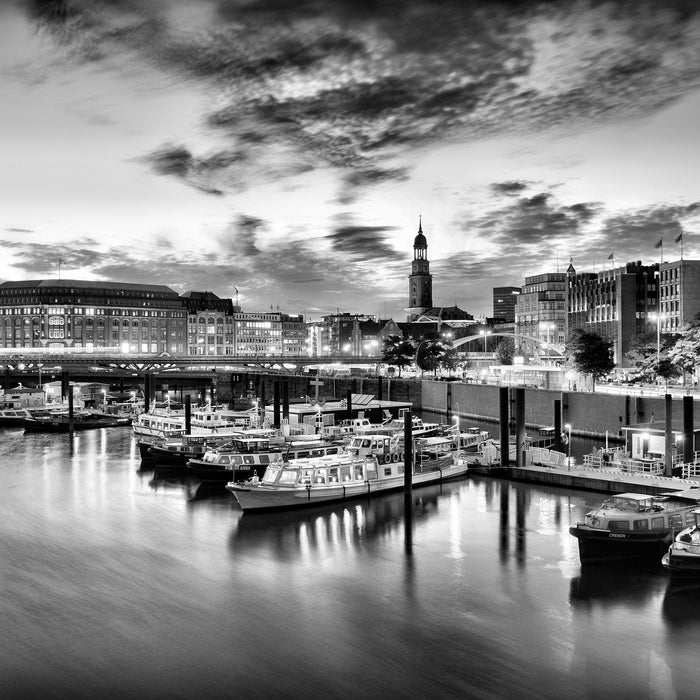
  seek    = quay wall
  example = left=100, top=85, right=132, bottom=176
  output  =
left=421, top=380, right=694, bottom=438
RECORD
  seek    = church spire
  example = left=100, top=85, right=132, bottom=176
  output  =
left=418, top=214, right=422, bottom=234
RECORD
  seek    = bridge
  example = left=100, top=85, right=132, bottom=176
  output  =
left=452, top=332, right=565, bottom=359
left=0, top=351, right=379, bottom=375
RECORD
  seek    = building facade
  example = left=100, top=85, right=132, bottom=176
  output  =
left=182, top=291, right=236, bottom=356
left=492, top=286, right=521, bottom=323
left=566, top=260, right=659, bottom=366
left=658, top=260, right=700, bottom=332
left=0, top=279, right=187, bottom=354
left=515, top=273, right=567, bottom=355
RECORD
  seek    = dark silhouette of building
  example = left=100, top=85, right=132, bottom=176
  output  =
left=493, top=286, right=521, bottom=323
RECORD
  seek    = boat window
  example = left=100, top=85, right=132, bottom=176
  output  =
left=669, top=515, right=685, bottom=529
left=219, top=456, right=230, bottom=465
left=340, top=466, right=351, bottom=482
left=232, top=455, right=243, bottom=465
left=366, top=464, right=378, bottom=480
left=297, top=451, right=309, bottom=458
left=354, top=465, right=364, bottom=481
left=262, top=466, right=280, bottom=484
left=301, top=469, right=313, bottom=484
left=362, top=439, right=371, bottom=448
left=633, top=520, right=649, bottom=531
left=608, top=520, right=630, bottom=531
left=259, top=455, right=270, bottom=464
left=314, top=469, right=327, bottom=484
left=651, top=516, right=665, bottom=529
left=384, top=467, right=392, bottom=477
left=279, top=470, right=297, bottom=485
left=329, top=467, right=339, bottom=483
left=243, top=455, right=255, bottom=465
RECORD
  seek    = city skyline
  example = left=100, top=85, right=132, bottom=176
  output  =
left=2, top=0, right=700, bottom=321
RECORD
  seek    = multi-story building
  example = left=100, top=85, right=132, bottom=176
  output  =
left=280, top=314, right=306, bottom=356
left=233, top=311, right=284, bottom=356
left=515, top=273, right=567, bottom=354
left=182, top=291, right=236, bottom=355
left=492, top=286, right=521, bottom=323
left=566, top=260, right=659, bottom=366
left=0, top=279, right=186, bottom=354
left=658, top=260, right=700, bottom=332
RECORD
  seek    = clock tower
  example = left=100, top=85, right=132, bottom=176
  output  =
left=407, top=217, right=433, bottom=321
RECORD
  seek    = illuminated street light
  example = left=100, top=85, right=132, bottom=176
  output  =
left=479, top=329, right=492, bottom=352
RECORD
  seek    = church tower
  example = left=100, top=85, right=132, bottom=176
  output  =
left=407, top=217, right=433, bottom=321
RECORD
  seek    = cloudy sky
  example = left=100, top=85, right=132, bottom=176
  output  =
left=2, top=0, right=700, bottom=321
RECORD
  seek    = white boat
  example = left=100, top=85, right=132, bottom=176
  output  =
left=187, top=434, right=344, bottom=482
left=662, top=507, right=700, bottom=578
left=226, top=434, right=468, bottom=512
left=569, top=489, right=700, bottom=565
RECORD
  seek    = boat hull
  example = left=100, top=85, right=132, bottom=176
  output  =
left=662, top=550, right=700, bottom=578
left=227, top=461, right=469, bottom=512
left=569, top=524, right=672, bottom=566
left=187, top=460, right=267, bottom=483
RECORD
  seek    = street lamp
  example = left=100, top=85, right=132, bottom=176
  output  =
left=651, top=312, right=666, bottom=370
left=565, top=423, right=572, bottom=468
left=479, top=329, right=492, bottom=352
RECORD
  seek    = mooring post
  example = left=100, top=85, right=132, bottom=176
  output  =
left=346, top=389, right=353, bottom=421
left=553, top=399, right=562, bottom=453
left=68, top=388, right=74, bottom=438
left=185, top=395, right=191, bottom=434
left=499, top=387, right=509, bottom=466
left=282, top=379, right=289, bottom=421
left=273, top=379, right=281, bottom=428
left=683, top=395, right=694, bottom=465
left=515, top=387, right=526, bottom=468
left=403, top=410, right=413, bottom=503
left=665, top=393, right=673, bottom=477
left=143, top=374, right=151, bottom=414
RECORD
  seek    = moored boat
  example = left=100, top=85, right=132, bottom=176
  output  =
left=187, top=435, right=344, bottom=482
left=226, top=434, right=468, bottom=512
left=662, top=508, right=700, bottom=578
left=23, top=411, right=131, bottom=432
left=569, top=489, right=700, bottom=566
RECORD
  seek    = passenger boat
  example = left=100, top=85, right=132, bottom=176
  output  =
left=226, top=434, right=468, bottom=512
left=187, top=435, right=344, bottom=482
left=0, top=407, right=46, bottom=427
left=458, top=427, right=492, bottom=452
left=569, top=489, right=700, bottom=566
left=662, top=507, right=700, bottom=578
left=134, top=405, right=255, bottom=460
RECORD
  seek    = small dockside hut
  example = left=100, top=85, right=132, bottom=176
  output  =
left=621, top=421, right=700, bottom=461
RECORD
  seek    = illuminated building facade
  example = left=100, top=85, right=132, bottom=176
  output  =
left=0, top=279, right=187, bottom=354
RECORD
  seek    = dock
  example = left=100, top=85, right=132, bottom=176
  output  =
left=468, top=460, right=700, bottom=496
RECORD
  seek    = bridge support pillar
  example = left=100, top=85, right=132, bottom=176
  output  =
left=282, top=380, right=289, bottom=421
left=515, top=388, right=526, bottom=468
left=273, top=380, right=281, bottom=428
left=499, top=387, right=509, bottom=466
left=683, top=395, right=694, bottom=465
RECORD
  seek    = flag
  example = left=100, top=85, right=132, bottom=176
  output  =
left=654, top=239, right=663, bottom=249
left=676, top=232, right=683, bottom=243
left=607, top=252, right=614, bottom=260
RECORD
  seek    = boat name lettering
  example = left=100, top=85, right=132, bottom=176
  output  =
left=609, top=533, right=628, bottom=539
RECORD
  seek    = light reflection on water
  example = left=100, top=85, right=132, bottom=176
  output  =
left=2, top=426, right=700, bottom=698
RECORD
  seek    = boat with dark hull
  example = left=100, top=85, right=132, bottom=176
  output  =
left=24, top=412, right=131, bottom=432
left=662, top=507, right=700, bottom=578
left=569, top=489, right=700, bottom=566
left=187, top=436, right=344, bottom=482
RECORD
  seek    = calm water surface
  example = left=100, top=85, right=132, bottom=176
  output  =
left=2, top=426, right=700, bottom=699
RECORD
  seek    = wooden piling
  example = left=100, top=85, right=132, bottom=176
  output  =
left=499, top=387, right=509, bottom=466
left=665, top=394, right=673, bottom=477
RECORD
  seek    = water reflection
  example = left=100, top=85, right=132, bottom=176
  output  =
left=569, top=566, right=668, bottom=609
left=229, top=487, right=441, bottom=560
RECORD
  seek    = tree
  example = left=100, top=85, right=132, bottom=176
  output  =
left=565, top=330, right=615, bottom=389
left=656, top=357, right=682, bottom=390
left=381, top=335, right=414, bottom=377
left=626, top=330, right=683, bottom=382
left=668, top=319, right=700, bottom=384
left=415, top=339, right=445, bottom=376
left=495, top=337, right=515, bottom=365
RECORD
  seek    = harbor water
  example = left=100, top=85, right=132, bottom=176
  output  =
left=3, top=426, right=700, bottom=699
